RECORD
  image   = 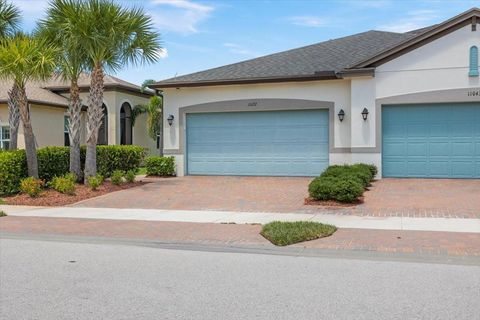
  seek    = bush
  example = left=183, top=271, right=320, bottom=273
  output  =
left=95, top=145, right=146, bottom=178
left=110, top=170, right=124, bottom=185
left=0, top=210, right=7, bottom=217
left=309, top=176, right=364, bottom=203
left=124, top=170, right=136, bottom=183
left=0, top=150, right=27, bottom=195
left=49, top=173, right=76, bottom=195
left=261, top=221, right=337, bottom=246
left=321, top=164, right=373, bottom=188
left=0, top=145, right=145, bottom=195
left=37, top=147, right=70, bottom=181
left=20, top=177, right=44, bottom=198
left=145, top=156, right=175, bottom=176
left=352, top=163, right=378, bottom=179
left=87, top=174, right=103, bottom=191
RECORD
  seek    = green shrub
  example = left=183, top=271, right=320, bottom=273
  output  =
left=0, top=150, right=27, bottom=195
left=20, top=177, right=44, bottom=198
left=87, top=174, right=103, bottom=191
left=352, top=163, right=377, bottom=178
left=37, top=147, right=70, bottom=181
left=94, top=145, right=146, bottom=178
left=110, top=170, right=124, bottom=185
left=321, top=164, right=373, bottom=188
left=308, top=176, right=364, bottom=203
left=0, top=210, right=7, bottom=217
left=145, top=156, right=175, bottom=176
left=49, top=174, right=76, bottom=195
left=124, top=170, right=136, bottom=183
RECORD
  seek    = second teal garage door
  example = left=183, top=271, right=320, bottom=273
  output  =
left=382, top=103, right=480, bottom=178
left=186, top=109, right=329, bottom=176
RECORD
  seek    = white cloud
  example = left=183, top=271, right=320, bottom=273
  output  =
left=150, top=0, right=214, bottom=34
left=379, top=9, right=439, bottom=32
left=287, top=16, right=327, bottom=28
left=223, top=43, right=261, bottom=57
left=155, top=48, right=168, bottom=59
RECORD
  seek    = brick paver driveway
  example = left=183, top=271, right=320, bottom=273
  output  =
left=73, top=176, right=480, bottom=218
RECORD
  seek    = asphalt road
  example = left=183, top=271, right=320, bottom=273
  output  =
left=1, top=238, right=479, bottom=320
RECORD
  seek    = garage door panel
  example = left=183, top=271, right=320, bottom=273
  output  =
left=383, top=103, right=480, bottom=178
left=187, top=110, right=329, bottom=176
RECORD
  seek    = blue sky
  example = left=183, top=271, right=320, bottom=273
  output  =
left=15, top=0, right=480, bottom=85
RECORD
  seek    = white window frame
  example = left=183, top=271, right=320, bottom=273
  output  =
left=0, top=124, right=10, bottom=150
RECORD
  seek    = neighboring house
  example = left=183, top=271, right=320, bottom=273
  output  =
left=0, top=73, right=158, bottom=154
left=153, top=8, right=480, bottom=179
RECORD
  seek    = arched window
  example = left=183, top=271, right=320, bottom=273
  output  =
left=98, top=104, right=108, bottom=145
left=120, top=102, right=132, bottom=145
left=469, top=46, right=479, bottom=77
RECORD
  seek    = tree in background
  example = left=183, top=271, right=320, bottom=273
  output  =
left=0, top=33, right=58, bottom=176
left=132, top=94, right=163, bottom=155
left=72, top=0, right=161, bottom=181
left=38, top=0, right=88, bottom=180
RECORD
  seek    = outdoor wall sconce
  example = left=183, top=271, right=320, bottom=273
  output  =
left=167, top=114, right=174, bottom=126
left=338, top=109, right=345, bottom=122
left=361, top=108, right=369, bottom=121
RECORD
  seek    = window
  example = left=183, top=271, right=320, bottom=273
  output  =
left=64, top=116, right=70, bottom=146
left=0, top=126, right=10, bottom=150
left=469, top=46, right=479, bottom=77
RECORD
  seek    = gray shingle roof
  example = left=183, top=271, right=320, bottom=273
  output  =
left=153, top=30, right=419, bottom=87
left=0, top=79, right=69, bottom=107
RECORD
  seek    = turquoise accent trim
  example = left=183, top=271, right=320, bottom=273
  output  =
left=382, top=103, right=480, bottom=178
left=469, top=46, right=479, bottom=77
left=186, top=109, right=329, bottom=176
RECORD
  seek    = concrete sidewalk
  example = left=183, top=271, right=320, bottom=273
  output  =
left=1, top=205, right=479, bottom=233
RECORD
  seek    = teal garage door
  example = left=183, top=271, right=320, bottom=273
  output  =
left=382, top=103, right=480, bottom=178
left=186, top=109, right=329, bottom=176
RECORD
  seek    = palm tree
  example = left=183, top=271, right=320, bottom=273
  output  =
left=0, top=0, right=21, bottom=150
left=132, top=94, right=163, bottom=155
left=74, top=0, right=161, bottom=180
left=0, top=33, right=58, bottom=177
left=37, top=0, right=87, bottom=180
left=0, top=0, right=20, bottom=38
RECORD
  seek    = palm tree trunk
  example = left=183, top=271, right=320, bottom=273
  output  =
left=7, top=83, right=20, bottom=150
left=68, top=79, right=82, bottom=180
left=84, top=63, right=104, bottom=181
left=17, top=83, right=38, bottom=178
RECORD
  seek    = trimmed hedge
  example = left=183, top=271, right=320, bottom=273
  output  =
left=308, top=163, right=377, bottom=203
left=0, top=145, right=146, bottom=195
left=145, top=156, right=175, bottom=176
left=0, top=150, right=27, bottom=195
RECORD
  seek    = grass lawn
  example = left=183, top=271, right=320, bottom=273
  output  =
left=261, top=221, right=337, bottom=246
left=137, top=167, right=147, bottom=175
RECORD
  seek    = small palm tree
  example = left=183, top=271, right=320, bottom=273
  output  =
left=0, top=33, right=58, bottom=177
left=74, top=0, right=161, bottom=180
left=0, top=0, right=21, bottom=150
left=132, top=95, right=163, bottom=155
left=38, top=0, right=88, bottom=180
left=0, top=0, right=20, bottom=38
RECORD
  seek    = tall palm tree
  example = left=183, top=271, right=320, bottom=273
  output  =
left=0, top=33, right=58, bottom=177
left=73, top=0, right=161, bottom=180
left=37, top=0, right=87, bottom=180
left=0, top=0, right=21, bottom=150
left=0, top=0, right=20, bottom=38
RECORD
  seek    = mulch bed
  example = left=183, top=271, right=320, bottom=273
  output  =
left=304, top=197, right=364, bottom=207
left=3, top=181, right=148, bottom=207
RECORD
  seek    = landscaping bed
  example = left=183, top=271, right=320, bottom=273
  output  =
left=261, top=221, right=337, bottom=246
left=2, top=180, right=148, bottom=207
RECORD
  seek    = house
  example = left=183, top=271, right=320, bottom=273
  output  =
left=0, top=73, right=158, bottom=153
left=153, top=8, right=480, bottom=179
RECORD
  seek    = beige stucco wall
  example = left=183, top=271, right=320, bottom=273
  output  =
left=0, top=103, right=86, bottom=148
